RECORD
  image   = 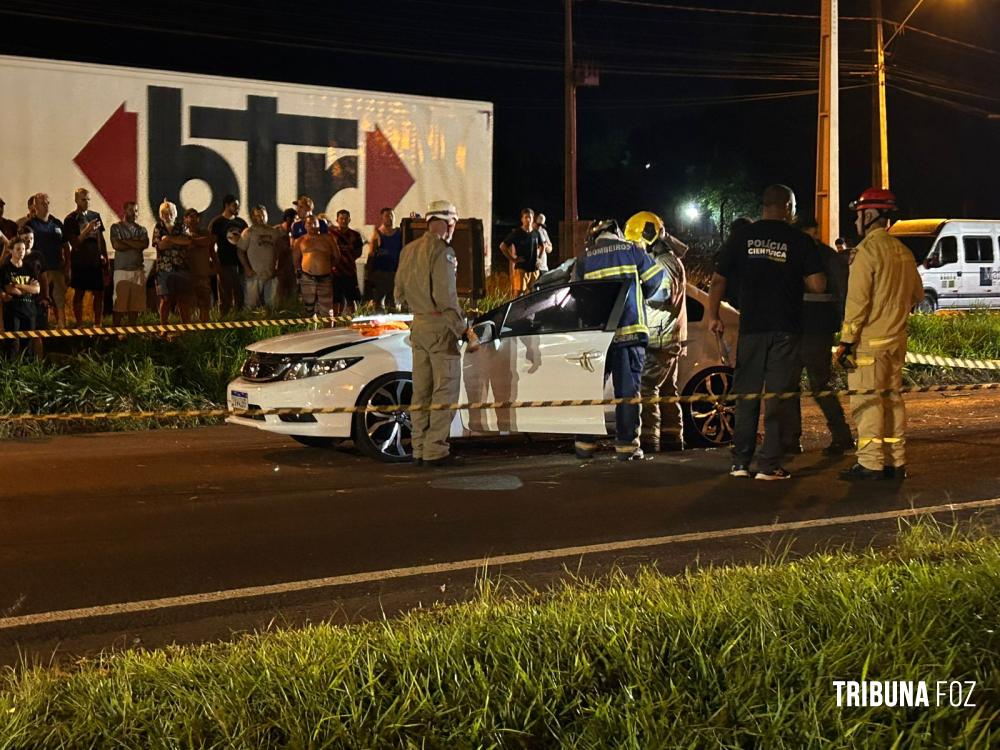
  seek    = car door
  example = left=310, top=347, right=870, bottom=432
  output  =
left=958, top=235, right=997, bottom=307
left=460, top=280, right=626, bottom=435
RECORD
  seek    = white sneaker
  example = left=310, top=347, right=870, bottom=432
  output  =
left=754, top=467, right=792, bottom=481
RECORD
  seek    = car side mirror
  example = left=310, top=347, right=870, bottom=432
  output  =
left=472, top=320, right=496, bottom=344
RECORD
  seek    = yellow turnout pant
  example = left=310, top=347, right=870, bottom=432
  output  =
left=848, top=343, right=907, bottom=471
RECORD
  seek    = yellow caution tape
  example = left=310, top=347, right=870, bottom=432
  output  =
left=906, top=352, right=1000, bottom=370
left=3, top=382, right=999, bottom=424
left=0, top=315, right=357, bottom=340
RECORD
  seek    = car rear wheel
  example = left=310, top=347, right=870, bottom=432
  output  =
left=353, top=372, right=414, bottom=462
left=291, top=436, right=341, bottom=449
left=682, top=366, right=735, bottom=447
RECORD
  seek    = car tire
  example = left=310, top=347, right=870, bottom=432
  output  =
left=682, top=366, right=736, bottom=447
left=915, top=292, right=937, bottom=314
left=291, top=436, right=341, bottom=449
left=353, top=371, right=414, bottom=462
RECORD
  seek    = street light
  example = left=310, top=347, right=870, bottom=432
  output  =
left=683, top=203, right=701, bottom=223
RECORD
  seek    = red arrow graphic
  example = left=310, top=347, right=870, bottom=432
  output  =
left=73, top=103, right=138, bottom=220
left=365, top=126, right=415, bottom=225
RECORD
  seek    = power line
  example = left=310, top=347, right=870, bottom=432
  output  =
left=889, top=84, right=997, bottom=118
left=596, top=0, right=819, bottom=21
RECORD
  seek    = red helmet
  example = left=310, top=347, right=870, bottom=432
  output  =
left=849, top=187, right=898, bottom=212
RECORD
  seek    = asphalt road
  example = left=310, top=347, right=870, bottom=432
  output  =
left=2, top=391, right=999, bottom=666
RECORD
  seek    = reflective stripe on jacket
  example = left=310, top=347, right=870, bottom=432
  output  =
left=576, top=234, right=663, bottom=345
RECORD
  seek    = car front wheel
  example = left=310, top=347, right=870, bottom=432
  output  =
left=682, top=366, right=735, bottom=447
left=353, top=371, right=414, bottom=462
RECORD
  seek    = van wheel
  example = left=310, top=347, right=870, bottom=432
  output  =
left=353, top=372, right=414, bottom=462
left=915, top=292, right=937, bottom=314
left=682, top=366, right=735, bottom=447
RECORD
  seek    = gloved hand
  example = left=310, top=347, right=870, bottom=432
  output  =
left=835, top=342, right=857, bottom=371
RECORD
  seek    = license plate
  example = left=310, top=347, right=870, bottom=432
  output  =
left=230, top=390, right=249, bottom=410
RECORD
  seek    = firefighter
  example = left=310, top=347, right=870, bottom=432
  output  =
left=394, top=200, right=477, bottom=467
left=836, top=188, right=924, bottom=480
left=624, top=211, right=690, bottom=453
left=572, top=219, right=663, bottom=461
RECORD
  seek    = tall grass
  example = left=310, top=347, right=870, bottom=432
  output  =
left=1, top=522, right=997, bottom=748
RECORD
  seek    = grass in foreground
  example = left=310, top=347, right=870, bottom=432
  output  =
left=2, top=522, right=998, bottom=748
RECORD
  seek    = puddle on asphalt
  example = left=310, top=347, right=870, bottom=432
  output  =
left=429, top=474, right=523, bottom=491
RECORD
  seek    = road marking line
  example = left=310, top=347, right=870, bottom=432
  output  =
left=3, top=496, right=1000, bottom=630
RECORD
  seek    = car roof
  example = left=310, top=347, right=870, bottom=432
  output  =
left=890, top=218, right=1000, bottom=236
left=889, top=219, right=948, bottom=236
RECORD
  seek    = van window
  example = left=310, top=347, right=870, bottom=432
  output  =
left=964, top=236, right=995, bottom=264
left=938, top=236, right=958, bottom=266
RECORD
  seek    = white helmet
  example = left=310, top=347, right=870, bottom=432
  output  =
left=425, top=200, right=458, bottom=222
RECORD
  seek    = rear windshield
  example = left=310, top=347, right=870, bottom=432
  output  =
left=895, top=235, right=937, bottom=263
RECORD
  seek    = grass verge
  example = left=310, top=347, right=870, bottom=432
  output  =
left=2, top=522, right=998, bottom=748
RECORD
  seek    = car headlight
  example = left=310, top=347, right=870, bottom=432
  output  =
left=284, top=356, right=362, bottom=380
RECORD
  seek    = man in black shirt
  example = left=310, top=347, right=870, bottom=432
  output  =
left=2, top=236, right=42, bottom=355
left=208, top=194, right=248, bottom=314
left=784, top=216, right=854, bottom=455
left=706, top=185, right=825, bottom=481
left=64, top=188, right=108, bottom=325
left=500, top=208, right=542, bottom=296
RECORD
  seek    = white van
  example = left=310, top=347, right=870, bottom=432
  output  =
left=890, top=219, right=1000, bottom=312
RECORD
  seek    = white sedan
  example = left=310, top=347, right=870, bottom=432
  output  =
left=226, top=279, right=739, bottom=462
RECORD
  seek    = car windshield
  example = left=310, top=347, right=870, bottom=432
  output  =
left=896, top=235, right=937, bottom=263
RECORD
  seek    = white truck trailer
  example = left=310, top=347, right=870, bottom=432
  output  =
left=0, top=54, right=493, bottom=269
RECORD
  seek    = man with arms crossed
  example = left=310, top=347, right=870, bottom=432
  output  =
left=109, top=201, right=149, bottom=325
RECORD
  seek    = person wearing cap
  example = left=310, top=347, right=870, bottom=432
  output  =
left=572, top=218, right=663, bottom=462
left=836, top=188, right=924, bottom=481
left=394, top=200, right=476, bottom=467
left=624, top=211, right=689, bottom=453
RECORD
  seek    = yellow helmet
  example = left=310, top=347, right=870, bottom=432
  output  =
left=624, top=211, right=665, bottom=248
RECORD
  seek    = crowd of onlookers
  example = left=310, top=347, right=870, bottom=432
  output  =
left=0, top=189, right=409, bottom=353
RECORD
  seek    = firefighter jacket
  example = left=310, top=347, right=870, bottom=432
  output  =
left=574, top=232, right=663, bottom=346
left=840, top=227, right=924, bottom=348
left=394, top=232, right=466, bottom=338
left=645, top=247, right=687, bottom=351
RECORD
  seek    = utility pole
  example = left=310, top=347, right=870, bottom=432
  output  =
left=563, top=0, right=578, bottom=259
left=872, top=0, right=890, bottom=188
left=815, top=0, right=840, bottom=244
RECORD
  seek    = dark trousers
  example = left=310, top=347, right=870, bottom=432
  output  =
left=786, top=331, right=853, bottom=449
left=576, top=344, right=644, bottom=455
left=217, top=265, right=243, bottom=315
left=731, top=332, right=800, bottom=472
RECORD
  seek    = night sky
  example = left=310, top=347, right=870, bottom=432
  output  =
left=2, top=0, right=998, bottom=241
